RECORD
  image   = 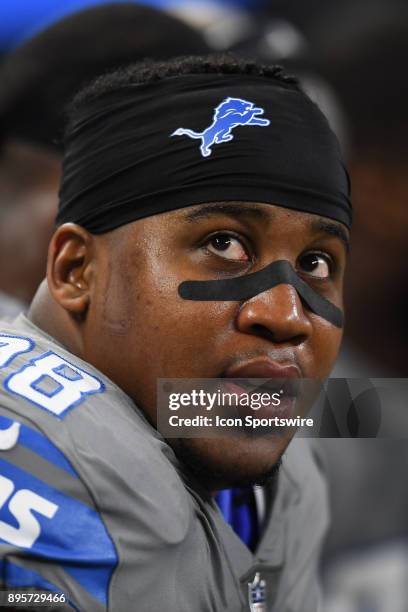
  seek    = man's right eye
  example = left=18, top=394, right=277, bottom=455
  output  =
left=204, top=233, right=250, bottom=262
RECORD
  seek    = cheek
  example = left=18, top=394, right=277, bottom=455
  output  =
left=311, top=321, right=343, bottom=378
left=100, top=254, right=235, bottom=377
left=134, top=285, right=235, bottom=375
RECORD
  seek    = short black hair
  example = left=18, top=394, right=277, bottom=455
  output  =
left=0, top=3, right=209, bottom=151
left=68, top=52, right=300, bottom=116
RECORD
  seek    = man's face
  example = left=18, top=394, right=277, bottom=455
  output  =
left=84, top=202, right=348, bottom=488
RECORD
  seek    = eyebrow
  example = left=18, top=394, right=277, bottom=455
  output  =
left=183, top=202, right=350, bottom=251
left=310, top=219, right=350, bottom=252
left=184, top=203, right=270, bottom=223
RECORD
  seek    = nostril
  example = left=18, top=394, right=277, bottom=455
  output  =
left=249, top=323, right=307, bottom=346
left=250, top=323, right=274, bottom=340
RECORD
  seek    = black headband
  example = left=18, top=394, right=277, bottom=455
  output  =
left=57, top=73, right=351, bottom=231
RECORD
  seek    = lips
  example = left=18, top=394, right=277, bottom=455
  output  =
left=221, top=358, right=301, bottom=422
left=223, top=358, right=301, bottom=380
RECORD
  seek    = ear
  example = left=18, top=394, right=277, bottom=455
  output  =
left=47, top=223, right=94, bottom=316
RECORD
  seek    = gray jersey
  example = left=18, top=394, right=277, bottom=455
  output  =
left=0, top=315, right=328, bottom=612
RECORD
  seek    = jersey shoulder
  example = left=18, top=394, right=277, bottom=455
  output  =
left=0, top=318, right=192, bottom=535
left=0, top=319, right=195, bottom=610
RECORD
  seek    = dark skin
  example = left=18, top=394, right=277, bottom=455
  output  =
left=30, top=202, right=349, bottom=490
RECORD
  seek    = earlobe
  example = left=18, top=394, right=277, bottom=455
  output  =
left=47, top=223, right=94, bottom=316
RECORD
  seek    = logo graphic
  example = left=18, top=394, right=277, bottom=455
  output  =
left=171, top=97, right=270, bottom=157
left=248, top=572, right=267, bottom=612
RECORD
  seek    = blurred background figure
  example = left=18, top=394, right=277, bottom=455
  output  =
left=0, top=0, right=265, bottom=56
left=312, top=2, right=408, bottom=378
left=0, top=137, right=60, bottom=315
left=0, top=2, right=208, bottom=316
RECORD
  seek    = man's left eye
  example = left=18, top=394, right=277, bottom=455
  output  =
left=205, top=233, right=249, bottom=261
left=298, top=252, right=332, bottom=279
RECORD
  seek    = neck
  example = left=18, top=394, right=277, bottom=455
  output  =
left=28, top=281, right=84, bottom=358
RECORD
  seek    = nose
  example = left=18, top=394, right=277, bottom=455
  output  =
left=236, top=283, right=312, bottom=345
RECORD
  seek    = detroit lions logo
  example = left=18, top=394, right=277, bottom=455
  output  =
left=171, top=97, right=270, bottom=157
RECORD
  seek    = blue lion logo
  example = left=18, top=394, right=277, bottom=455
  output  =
left=171, top=97, right=270, bottom=157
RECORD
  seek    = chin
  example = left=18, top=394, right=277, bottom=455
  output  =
left=173, top=434, right=290, bottom=491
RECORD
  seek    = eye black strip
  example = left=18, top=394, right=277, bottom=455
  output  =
left=178, top=259, right=343, bottom=328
